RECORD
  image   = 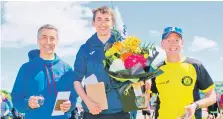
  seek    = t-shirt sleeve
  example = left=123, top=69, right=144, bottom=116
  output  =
left=196, top=63, right=214, bottom=92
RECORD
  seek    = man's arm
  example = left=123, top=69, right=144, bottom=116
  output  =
left=73, top=45, right=102, bottom=115
left=186, top=63, right=216, bottom=118
left=73, top=45, right=91, bottom=107
left=74, top=80, right=102, bottom=115
left=186, top=88, right=216, bottom=119
left=11, top=64, right=31, bottom=113
left=195, top=88, right=216, bottom=108
left=64, top=67, right=78, bottom=113
left=195, top=63, right=217, bottom=108
left=144, top=79, right=152, bottom=109
left=74, top=81, right=92, bottom=107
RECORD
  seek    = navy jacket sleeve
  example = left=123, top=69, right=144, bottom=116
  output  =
left=73, top=45, right=87, bottom=82
left=67, top=89, right=78, bottom=113
left=66, top=67, right=78, bottom=113
left=11, top=64, right=31, bottom=113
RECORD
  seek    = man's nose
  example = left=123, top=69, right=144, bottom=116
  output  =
left=101, top=20, right=107, bottom=26
left=101, top=23, right=106, bottom=26
left=46, top=38, right=51, bottom=44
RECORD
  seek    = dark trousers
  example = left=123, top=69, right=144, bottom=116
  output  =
left=83, top=111, right=130, bottom=119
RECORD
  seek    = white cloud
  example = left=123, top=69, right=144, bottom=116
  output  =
left=75, top=1, right=91, bottom=5
left=0, top=76, right=14, bottom=92
left=188, top=36, right=218, bottom=52
left=149, top=30, right=161, bottom=37
left=55, top=46, right=79, bottom=57
left=220, top=57, right=223, bottom=60
left=1, top=1, right=95, bottom=56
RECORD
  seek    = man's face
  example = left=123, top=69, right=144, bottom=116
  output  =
left=92, top=12, right=114, bottom=36
left=37, top=29, right=58, bottom=56
left=161, top=32, right=183, bottom=56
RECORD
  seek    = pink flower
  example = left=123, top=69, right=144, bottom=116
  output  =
left=124, top=54, right=147, bottom=69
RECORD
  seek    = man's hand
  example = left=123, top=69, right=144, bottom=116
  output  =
left=60, top=100, right=71, bottom=112
left=85, top=99, right=102, bottom=115
left=73, top=81, right=102, bottom=115
left=207, top=114, right=214, bottom=119
left=28, top=96, right=40, bottom=109
left=184, top=103, right=197, bottom=119
left=77, top=106, right=83, bottom=112
left=143, top=105, right=151, bottom=111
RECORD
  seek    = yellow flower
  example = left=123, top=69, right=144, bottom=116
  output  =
left=123, top=36, right=141, bottom=48
left=144, top=53, right=149, bottom=59
left=105, top=47, right=119, bottom=57
left=111, top=55, right=118, bottom=60
left=130, top=46, right=137, bottom=52
left=113, top=41, right=125, bottom=52
left=134, top=47, right=141, bottom=53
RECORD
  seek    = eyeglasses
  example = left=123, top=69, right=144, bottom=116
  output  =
left=163, top=27, right=182, bottom=34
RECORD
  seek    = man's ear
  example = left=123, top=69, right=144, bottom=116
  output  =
left=161, top=40, right=165, bottom=49
left=181, top=39, right=184, bottom=46
left=37, top=38, right=40, bottom=44
left=55, top=38, right=59, bottom=45
left=92, top=20, right=95, bottom=27
left=112, top=20, right=115, bottom=27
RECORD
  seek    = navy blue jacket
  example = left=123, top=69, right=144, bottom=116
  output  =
left=73, top=33, right=124, bottom=114
left=11, top=49, right=78, bottom=119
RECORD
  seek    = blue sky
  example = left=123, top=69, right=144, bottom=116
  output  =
left=1, top=1, right=223, bottom=91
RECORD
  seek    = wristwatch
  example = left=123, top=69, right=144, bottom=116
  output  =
left=194, top=102, right=200, bottom=110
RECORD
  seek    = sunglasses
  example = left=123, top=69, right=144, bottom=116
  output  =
left=163, top=27, right=182, bottom=34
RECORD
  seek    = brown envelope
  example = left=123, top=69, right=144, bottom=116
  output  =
left=86, top=82, right=108, bottom=110
left=54, top=100, right=67, bottom=111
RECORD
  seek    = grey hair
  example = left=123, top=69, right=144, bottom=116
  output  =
left=37, top=24, right=58, bottom=39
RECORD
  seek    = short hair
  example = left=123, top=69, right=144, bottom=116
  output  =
left=37, top=24, right=58, bottom=39
left=92, top=6, right=114, bottom=22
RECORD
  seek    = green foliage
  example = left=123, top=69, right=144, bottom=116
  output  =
left=0, top=90, right=12, bottom=100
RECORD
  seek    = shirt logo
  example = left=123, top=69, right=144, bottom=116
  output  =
left=158, top=80, right=169, bottom=84
left=89, top=51, right=95, bottom=55
left=182, top=76, right=193, bottom=86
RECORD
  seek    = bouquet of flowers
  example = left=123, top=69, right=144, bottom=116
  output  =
left=104, top=35, right=163, bottom=112
left=104, top=36, right=162, bottom=82
left=103, top=7, right=163, bottom=112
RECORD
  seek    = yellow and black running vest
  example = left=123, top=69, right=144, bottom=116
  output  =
left=151, top=56, right=214, bottom=119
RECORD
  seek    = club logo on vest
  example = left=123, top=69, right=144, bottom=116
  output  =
left=181, top=76, right=193, bottom=86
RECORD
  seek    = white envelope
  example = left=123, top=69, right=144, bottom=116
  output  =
left=51, top=91, right=70, bottom=116
left=83, top=74, right=98, bottom=86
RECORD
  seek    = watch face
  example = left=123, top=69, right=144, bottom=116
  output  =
left=195, top=103, right=199, bottom=110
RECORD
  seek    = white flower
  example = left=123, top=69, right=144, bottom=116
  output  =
left=109, top=59, right=125, bottom=72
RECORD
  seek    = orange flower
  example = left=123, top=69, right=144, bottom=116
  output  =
left=113, top=41, right=125, bottom=52
left=120, top=52, right=133, bottom=61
